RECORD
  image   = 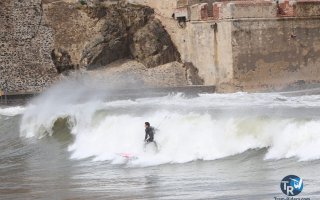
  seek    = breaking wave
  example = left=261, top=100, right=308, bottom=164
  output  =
left=19, top=80, right=320, bottom=166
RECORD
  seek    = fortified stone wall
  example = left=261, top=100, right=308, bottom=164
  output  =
left=176, top=21, right=233, bottom=86
left=232, top=18, right=320, bottom=91
left=185, top=0, right=320, bottom=91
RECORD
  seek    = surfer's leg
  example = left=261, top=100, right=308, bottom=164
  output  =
left=143, top=140, right=149, bottom=152
left=153, top=141, right=159, bottom=152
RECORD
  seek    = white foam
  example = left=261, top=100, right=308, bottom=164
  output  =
left=0, top=106, right=25, bottom=116
left=19, top=79, right=320, bottom=166
left=66, top=111, right=320, bottom=166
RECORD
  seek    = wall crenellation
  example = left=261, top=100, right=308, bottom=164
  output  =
left=173, top=0, right=320, bottom=22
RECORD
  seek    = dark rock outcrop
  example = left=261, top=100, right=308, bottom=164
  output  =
left=80, top=3, right=180, bottom=69
left=80, top=8, right=129, bottom=69
left=131, top=19, right=181, bottom=68
left=51, top=48, right=76, bottom=74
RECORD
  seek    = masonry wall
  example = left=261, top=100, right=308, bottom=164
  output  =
left=0, top=0, right=58, bottom=93
left=177, top=21, right=233, bottom=86
left=232, top=18, right=320, bottom=91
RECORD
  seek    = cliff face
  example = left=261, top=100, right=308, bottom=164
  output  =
left=0, top=0, right=186, bottom=93
left=46, top=1, right=182, bottom=75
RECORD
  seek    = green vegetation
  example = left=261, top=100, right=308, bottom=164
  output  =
left=79, top=0, right=87, bottom=5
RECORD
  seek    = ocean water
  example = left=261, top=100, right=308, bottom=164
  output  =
left=1, top=83, right=320, bottom=199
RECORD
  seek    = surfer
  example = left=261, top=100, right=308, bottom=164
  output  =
left=144, top=122, right=158, bottom=151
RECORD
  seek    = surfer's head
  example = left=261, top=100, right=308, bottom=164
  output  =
left=145, top=122, right=150, bottom=128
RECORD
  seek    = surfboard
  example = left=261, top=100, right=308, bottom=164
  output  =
left=118, top=153, right=138, bottom=160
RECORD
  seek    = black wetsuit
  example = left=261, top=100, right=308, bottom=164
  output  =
left=145, top=126, right=155, bottom=143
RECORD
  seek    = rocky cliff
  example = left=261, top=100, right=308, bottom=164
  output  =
left=0, top=0, right=196, bottom=93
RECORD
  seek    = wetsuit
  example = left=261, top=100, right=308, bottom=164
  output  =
left=145, top=126, right=155, bottom=143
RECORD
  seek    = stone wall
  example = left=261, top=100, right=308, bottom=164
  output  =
left=232, top=17, right=320, bottom=91
left=173, top=21, right=233, bottom=86
left=221, top=1, right=277, bottom=19
left=0, top=0, right=58, bottom=93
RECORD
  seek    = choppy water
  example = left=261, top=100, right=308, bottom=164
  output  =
left=1, top=83, right=320, bottom=199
